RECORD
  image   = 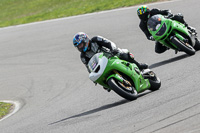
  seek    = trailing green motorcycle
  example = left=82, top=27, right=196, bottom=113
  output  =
left=147, top=14, right=200, bottom=55
left=88, top=49, right=161, bottom=100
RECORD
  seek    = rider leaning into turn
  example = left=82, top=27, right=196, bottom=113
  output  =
left=137, top=5, right=197, bottom=54
left=73, top=32, right=148, bottom=71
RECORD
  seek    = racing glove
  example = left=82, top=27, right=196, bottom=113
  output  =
left=166, top=10, right=174, bottom=18
left=111, top=49, right=120, bottom=55
left=148, top=36, right=155, bottom=41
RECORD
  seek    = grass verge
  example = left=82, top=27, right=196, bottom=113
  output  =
left=0, top=102, right=13, bottom=119
left=0, top=0, right=163, bottom=28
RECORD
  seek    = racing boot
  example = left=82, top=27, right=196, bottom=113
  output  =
left=119, top=52, right=148, bottom=70
left=103, top=87, right=111, bottom=92
left=155, top=41, right=168, bottom=54
left=188, top=26, right=196, bottom=33
left=185, top=23, right=196, bottom=33
left=127, top=53, right=148, bottom=70
left=132, top=59, right=148, bottom=70
left=138, top=63, right=149, bottom=70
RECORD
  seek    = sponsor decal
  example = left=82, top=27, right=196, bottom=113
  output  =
left=92, top=61, right=97, bottom=69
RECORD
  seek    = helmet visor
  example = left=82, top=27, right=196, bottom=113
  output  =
left=147, top=15, right=162, bottom=31
left=76, top=42, right=85, bottom=52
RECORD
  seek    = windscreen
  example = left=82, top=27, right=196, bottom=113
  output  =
left=147, top=15, right=162, bottom=31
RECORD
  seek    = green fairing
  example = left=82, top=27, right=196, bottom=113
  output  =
left=148, top=15, right=191, bottom=50
left=95, top=53, right=150, bottom=93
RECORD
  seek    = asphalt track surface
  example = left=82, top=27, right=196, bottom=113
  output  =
left=0, top=0, right=200, bottom=132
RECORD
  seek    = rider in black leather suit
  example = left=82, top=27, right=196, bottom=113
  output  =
left=73, top=32, right=148, bottom=72
left=137, top=5, right=196, bottom=54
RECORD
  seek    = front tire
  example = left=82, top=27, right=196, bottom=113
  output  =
left=171, top=37, right=195, bottom=55
left=107, top=78, right=137, bottom=101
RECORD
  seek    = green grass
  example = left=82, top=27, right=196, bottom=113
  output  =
left=0, top=102, right=13, bottom=119
left=0, top=0, right=162, bottom=28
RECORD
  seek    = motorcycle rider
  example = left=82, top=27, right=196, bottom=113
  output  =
left=73, top=32, right=148, bottom=70
left=73, top=32, right=148, bottom=91
left=137, top=5, right=197, bottom=54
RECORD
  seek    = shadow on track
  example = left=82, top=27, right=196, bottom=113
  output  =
left=49, top=99, right=129, bottom=125
left=149, top=54, right=189, bottom=69
left=49, top=91, right=151, bottom=125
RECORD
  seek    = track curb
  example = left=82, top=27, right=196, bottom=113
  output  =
left=0, top=100, right=21, bottom=122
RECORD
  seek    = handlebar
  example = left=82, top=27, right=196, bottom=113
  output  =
left=100, top=48, right=115, bottom=58
left=165, top=10, right=174, bottom=19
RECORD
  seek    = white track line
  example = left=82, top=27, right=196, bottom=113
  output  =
left=0, top=0, right=178, bottom=31
left=0, top=100, right=21, bottom=122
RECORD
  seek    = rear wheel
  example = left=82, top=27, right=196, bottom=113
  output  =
left=148, top=72, right=161, bottom=91
left=142, top=70, right=161, bottom=91
left=194, top=38, right=200, bottom=51
left=171, top=37, right=195, bottom=55
left=107, top=78, right=137, bottom=101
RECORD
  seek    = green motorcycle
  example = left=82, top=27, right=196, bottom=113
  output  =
left=147, top=14, right=200, bottom=55
left=88, top=49, right=161, bottom=100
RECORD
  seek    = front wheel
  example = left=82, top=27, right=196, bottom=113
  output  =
left=107, top=78, right=137, bottom=101
left=171, top=37, right=195, bottom=55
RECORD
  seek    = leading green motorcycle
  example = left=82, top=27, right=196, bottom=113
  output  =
left=147, top=14, right=200, bottom=55
left=88, top=49, right=161, bottom=100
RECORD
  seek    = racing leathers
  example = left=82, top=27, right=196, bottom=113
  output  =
left=80, top=36, right=148, bottom=71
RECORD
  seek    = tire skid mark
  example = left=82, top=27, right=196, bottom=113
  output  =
left=151, top=112, right=200, bottom=133
left=135, top=102, right=200, bottom=133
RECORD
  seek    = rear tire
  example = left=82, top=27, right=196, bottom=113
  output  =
left=107, top=78, right=137, bottom=101
left=149, top=76, right=161, bottom=91
left=194, top=38, right=200, bottom=51
left=171, top=37, right=195, bottom=55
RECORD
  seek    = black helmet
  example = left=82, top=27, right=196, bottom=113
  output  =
left=137, top=5, right=150, bottom=21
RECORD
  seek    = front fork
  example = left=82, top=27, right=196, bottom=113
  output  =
left=171, top=31, right=196, bottom=47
